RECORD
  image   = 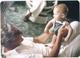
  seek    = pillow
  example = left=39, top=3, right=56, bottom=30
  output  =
left=69, top=21, right=80, bottom=43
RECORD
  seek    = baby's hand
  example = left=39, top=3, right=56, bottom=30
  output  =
left=64, top=21, right=69, bottom=26
left=58, top=25, right=68, bottom=37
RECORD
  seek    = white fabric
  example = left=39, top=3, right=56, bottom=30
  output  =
left=4, top=49, right=43, bottom=58
left=59, top=21, right=80, bottom=56
left=59, top=34, right=80, bottom=57
left=17, top=37, right=51, bottom=56
left=60, top=21, right=80, bottom=45
left=68, top=21, right=80, bottom=43
left=26, top=0, right=48, bottom=24
left=4, top=37, right=51, bottom=58
left=21, top=37, right=34, bottom=48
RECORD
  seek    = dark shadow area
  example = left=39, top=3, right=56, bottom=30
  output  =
left=58, top=1, right=79, bottom=22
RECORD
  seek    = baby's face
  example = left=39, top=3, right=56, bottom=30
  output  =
left=53, top=7, right=65, bottom=20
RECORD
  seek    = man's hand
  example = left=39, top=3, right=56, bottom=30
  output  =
left=58, top=25, right=68, bottom=37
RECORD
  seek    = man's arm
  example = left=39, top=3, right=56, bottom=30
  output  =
left=33, top=32, right=51, bottom=43
left=48, top=25, right=66, bottom=57
left=33, top=20, right=54, bottom=43
left=48, top=33, right=62, bottom=57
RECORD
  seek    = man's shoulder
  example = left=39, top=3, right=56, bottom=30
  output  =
left=22, top=36, right=34, bottom=41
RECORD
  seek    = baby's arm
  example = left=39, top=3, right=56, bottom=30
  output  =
left=44, top=19, right=54, bottom=33
left=64, top=22, right=73, bottom=41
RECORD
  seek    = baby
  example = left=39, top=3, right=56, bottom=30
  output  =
left=44, top=3, right=73, bottom=45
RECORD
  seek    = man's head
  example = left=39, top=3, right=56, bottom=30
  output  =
left=2, top=24, right=23, bottom=50
left=53, top=3, right=69, bottom=20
